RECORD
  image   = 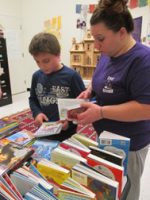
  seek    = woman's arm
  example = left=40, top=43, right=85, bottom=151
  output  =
left=77, top=100, right=150, bottom=124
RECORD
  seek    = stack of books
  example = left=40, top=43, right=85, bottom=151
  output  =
left=0, top=118, right=19, bottom=139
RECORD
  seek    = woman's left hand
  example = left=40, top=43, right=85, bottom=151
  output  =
left=77, top=102, right=102, bottom=125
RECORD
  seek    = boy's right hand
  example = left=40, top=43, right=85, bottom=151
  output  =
left=35, top=113, right=48, bottom=126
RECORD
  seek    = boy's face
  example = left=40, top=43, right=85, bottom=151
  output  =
left=33, top=52, right=61, bottom=74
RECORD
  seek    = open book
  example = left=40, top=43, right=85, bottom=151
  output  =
left=34, top=122, right=63, bottom=138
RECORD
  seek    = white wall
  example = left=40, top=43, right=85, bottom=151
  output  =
left=0, top=0, right=26, bottom=94
left=22, top=0, right=98, bottom=88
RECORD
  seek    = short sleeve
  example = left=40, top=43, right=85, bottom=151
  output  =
left=127, top=56, right=150, bottom=104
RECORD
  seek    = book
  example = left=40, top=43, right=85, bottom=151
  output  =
left=0, top=118, right=19, bottom=139
left=87, top=153, right=124, bottom=199
left=34, top=122, right=63, bottom=138
left=2, top=173, right=23, bottom=200
left=58, top=189, right=95, bottom=200
left=77, top=124, right=98, bottom=142
left=51, top=147, right=87, bottom=170
left=57, top=98, right=88, bottom=121
left=31, top=139, right=59, bottom=160
left=59, top=137, right=91, bottom=158
left=0, top=141, right=34, bottom=175
left=72, top=133, right=98, bottom=148
left=0, top=179, right=18, bottom=200
left=57, top=177, right=96, bottom=200
left=99, top=131, right=130, bottom=175
left=36, top=159, right=70, bottom=184
left=89, top=145, right=123, bottom=166
left=72, top=162, right=118, bottom=200
left=10, top=166, right=54, bottom=198
left=6, top=129, right=34, bottom=146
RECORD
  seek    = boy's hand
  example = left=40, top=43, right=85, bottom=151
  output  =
left=35, top=113, right=48, bottom=126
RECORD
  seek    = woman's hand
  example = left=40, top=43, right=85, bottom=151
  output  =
left=34, top=113, right=48, bottom=126
left=77, top=102, right=102, bottom=125
left=58, top=120, right=69, bottom=131
left=77, top=88, right=92, bottom=99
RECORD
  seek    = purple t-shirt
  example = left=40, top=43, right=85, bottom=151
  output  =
left=92, top=42, right=150, bottom=150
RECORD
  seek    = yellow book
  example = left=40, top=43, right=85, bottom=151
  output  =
left=36, top=159, right=70, bottom=184
left=72, top=133, right=98, bottom=147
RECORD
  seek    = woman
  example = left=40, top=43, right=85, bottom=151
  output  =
left=77, top=1, right=150, bottom=200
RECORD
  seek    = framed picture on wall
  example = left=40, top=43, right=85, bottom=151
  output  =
left=132, top=16, right=142, bottom=42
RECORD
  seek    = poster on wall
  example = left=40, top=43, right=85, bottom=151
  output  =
left=44, top=16, right=62, bottom=42
left=132, top=16, right=142, bottom=42
left=0, top=28, right=12, bottom=107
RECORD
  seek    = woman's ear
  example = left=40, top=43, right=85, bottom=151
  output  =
left=119, top=27, right=127, bottom=39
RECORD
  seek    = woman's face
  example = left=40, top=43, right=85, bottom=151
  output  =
left=91, top=23, right=125, bottom=57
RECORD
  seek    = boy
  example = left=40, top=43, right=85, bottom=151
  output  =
left=29, top=32, right=85, bottom=141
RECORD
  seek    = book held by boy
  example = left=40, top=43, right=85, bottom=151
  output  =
left=34, top=122, right=63, bottom=138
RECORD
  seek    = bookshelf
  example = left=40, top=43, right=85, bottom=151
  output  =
left=0, top=31, right=12, bottom=107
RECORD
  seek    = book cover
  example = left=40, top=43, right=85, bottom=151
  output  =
left=89, top=146, right=123, bottom=166
left=51, top=147, right=87, bottom=170
left=31, top=139, right=59, bottom=160
left=36, top=159, right=70, bottom=185
left=7, top=129, right=34, bottom=146
left=87, top=153, right=124, bottom=199
left=58, top=189, right=95, bottom=200
left=0, top=141, right=34, bottom=175
left=2, top=173, right=23, bottom=200
left=58, top=177, right=96, bottom=199
left=77, top=124, right=98, bottom=142
left=72, top=163, right=118, bottom=200
left=99, top=131, right=130, bottom=175
left=34, top=122, right=62, bottom=138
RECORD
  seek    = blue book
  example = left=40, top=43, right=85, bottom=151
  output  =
left=31, top=139, right=59, bottom=160
left=99, top=131, right=130, bottom=175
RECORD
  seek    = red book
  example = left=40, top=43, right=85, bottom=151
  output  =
left=87, top=153, right=124, bottom=199
left=59, top=138, right=91, bottom=158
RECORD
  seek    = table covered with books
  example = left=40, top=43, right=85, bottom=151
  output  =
left=0, top=109, right=131, bottom=200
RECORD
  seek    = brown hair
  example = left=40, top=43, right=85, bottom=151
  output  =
left=90, top=0, right=134, bottom=33
left=29, top=32, right=60, bottom=56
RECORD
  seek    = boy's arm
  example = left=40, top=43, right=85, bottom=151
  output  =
left=29, top=74, right=42, bottom=118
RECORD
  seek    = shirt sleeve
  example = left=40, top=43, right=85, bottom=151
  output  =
left=70, top=71, right=86, bottom=97
left=127, top=56, right=150, bottom=104
left=29, top=73, right=42, bottom=118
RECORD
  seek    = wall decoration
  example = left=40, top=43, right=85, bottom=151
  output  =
left=44, top=16, right=62, bottom=42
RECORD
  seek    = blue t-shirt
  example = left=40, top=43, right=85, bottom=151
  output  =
left=92, top=42, right=150, bottom=150
left=29, top=65, right=85, bottom=121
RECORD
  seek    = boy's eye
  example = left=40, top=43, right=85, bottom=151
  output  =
left=43, top=59, right=50, bottom=63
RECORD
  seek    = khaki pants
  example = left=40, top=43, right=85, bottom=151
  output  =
left=126, top=145, right=149, bottom=200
